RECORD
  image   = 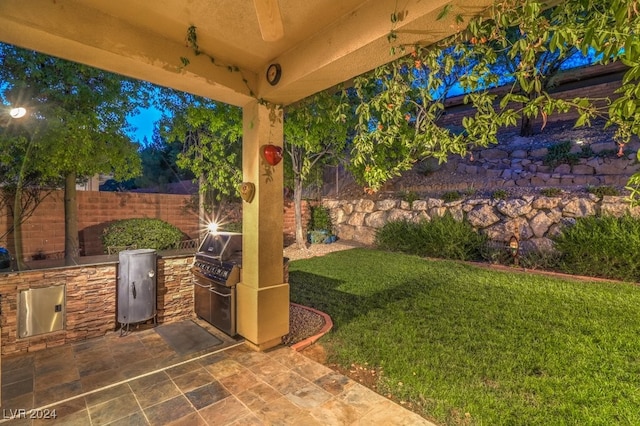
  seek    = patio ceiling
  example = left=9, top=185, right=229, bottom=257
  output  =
left=0, top=0, right=494, bottom=107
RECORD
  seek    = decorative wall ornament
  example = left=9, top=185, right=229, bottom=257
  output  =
left=239, top=182, right=256, bottom=203
left=262, top=144, right=283, bottom=166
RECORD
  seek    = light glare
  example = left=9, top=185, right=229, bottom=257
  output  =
left=207, top=222, right=219, bottom=234
left=9, top=107, right=26, bottom=119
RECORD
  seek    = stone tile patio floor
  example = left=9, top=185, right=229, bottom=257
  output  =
left=0, top=320, right=434, bottom=425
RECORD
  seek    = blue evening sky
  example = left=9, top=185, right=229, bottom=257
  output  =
left=127, top=106, right=163, bottom=146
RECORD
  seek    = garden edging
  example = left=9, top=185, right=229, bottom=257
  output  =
left=290, top=302, right=334, bottom=352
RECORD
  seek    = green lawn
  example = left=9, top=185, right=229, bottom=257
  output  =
left=289, top=248, right=640, bottom=425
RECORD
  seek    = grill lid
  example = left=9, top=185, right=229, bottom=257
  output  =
left=197, top=232, right=242, bottom=261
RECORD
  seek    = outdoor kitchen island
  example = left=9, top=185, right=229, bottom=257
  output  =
left=0, top=250, right=197, bottom=357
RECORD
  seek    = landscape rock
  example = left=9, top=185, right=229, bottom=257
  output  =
left=481, top=149, right=509, bottom=160
left=411, top=200, right=428, bottom=211
left=530, top=211, right=555, bottom=238
left=365, top=211, right=388, bottom=228
left=376, top=199, right=397, bottom=211
left=355, top=199, right=375, bottom=212
left=387, top=208, right=413, bottom=222
left=348, top=212, right=366, bottom=226
left=467, top=204, right=500, bottom=228
left=497, top=199, right=532, bottom=218
left=563, top=198, right=597, bottom=218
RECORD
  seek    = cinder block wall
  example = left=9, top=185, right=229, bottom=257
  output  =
left=0, top=191, right=198, bottom=261
left=0, top=190, right=312, bottom=262
left=283, top=199, right=313, bottom=244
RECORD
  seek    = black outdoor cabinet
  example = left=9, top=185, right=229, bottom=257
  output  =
left=117, top=249, right=157, bottom=328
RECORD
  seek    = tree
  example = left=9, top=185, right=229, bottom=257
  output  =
left=351, top=36, right=506, bottom=191
left=0, top=43, right=145, bottom=265
left=492, top=19, right=589, bottom=136
left=351, top=0, right=638, bottom=192
left=284, top=89, right=352, bottom=248
left=159, top=91, right=242, bottom=231
left=135, top=128, right=192, bottom=190
left=0, top=124, right=59, bottom=267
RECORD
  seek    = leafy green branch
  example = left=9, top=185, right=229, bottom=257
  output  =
left=353, top=0, right=640, bottom=194
left=179, top=25, right=255, bottom=98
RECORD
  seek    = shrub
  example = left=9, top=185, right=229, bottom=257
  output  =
left=479, top=240, right=514, bottom=264
left=519, top=249, right=562, bottom=270
left=462, top=186, right=477, bottom=196
left=540, top=187, right=562, bottom=197
left=308, top=205, right=333, bottom=231
left=552, top=215, right=640, bottom=281
left=586, top=185, right=620, bottom=197
left=414, top=157, right=441, bottom=176
left=400, top=190, right=419, bottom=205
left=442, top=191, right=461, bottom=202
left=544, top=141, right=579, bottom=168
left=102, top=218, right=185, bottom=252
left=376, top=213, right=486, bottom=261
left=491, top=189, right=508, bottom=200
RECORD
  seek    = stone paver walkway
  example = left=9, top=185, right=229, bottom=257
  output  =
left=0, top=321, right=434, bottom=425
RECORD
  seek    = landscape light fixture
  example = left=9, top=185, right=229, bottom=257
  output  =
left=9, top=107, right=26, bottom=119
left=509, top=235, right=519, bottom=265
left=1, top=106, right=27, bottom=127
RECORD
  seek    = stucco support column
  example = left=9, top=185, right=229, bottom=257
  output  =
left=237, top=100, right=289, bottom=351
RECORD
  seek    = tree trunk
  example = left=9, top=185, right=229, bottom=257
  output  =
left=12, top=187, right=25, bottom=270
left=64, top=172, right=80, bottom=265
left=293, top=175, right=306, bottom=249
left=12, top=138, right=35, bottom=270
left=199, top=174, right=206, bottom=238
left=520, top=115, right=534, bottom=137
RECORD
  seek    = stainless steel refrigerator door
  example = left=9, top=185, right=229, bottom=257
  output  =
left=18, top=286, right=65, bottom=338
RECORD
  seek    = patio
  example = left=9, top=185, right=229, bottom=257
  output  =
left=0, top=319, right=433, bottom=425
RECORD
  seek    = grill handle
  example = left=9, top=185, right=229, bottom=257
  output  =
left=191, top=269, right=213, bottom=288
left=193, top=281, right=210, bottom=289
left=210, top=288, right=231, bottom=297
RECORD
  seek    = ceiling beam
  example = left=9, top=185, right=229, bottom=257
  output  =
left=253, top=0, right=285, bottom=42
left=0, top=0, right=257, bottom=106
left=257, top=0, right=493, bottom=104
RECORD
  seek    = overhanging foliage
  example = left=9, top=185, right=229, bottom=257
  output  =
left=348, top=0, right=640, bottom=195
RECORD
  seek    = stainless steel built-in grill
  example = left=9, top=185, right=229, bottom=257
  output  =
left=191, top=232, right=242, bottom=336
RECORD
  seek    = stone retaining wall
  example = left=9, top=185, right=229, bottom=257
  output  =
left=457, top=141, right=639, bottom=189
left=324, top=194, right=640, bottom=252
left=396, top=137, right=640, bottom=196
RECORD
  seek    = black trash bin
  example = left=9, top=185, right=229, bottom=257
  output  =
left=0, top=247, right=11, bottom=270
